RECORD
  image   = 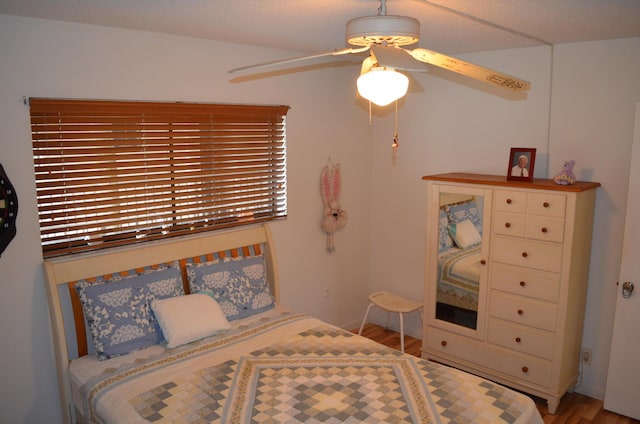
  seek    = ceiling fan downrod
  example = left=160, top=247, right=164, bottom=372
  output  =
left=378, top=0, right=387, bottom=16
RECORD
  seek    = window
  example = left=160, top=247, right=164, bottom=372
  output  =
left=30, top=98, right=288, bottom=258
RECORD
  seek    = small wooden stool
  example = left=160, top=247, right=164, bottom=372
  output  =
left=358, top=291, right=423, bottom=353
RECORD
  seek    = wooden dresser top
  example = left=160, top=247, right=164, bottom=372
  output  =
left=422, top=172, right=601, bottom=193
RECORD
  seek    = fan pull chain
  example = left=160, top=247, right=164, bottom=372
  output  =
left=392, top=100, right=399, bottom=155
left=368, top=101, right=372, bottom=124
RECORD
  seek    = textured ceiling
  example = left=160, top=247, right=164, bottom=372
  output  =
left=1, top=0, right=639, bottom=55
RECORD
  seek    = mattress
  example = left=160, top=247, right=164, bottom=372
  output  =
left=69, top=306, right=542, bottom=424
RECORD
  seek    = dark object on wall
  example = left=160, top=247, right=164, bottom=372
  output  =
left=0, top=163, right=18, bottom=257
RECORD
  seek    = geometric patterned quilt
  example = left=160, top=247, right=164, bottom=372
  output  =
left=79, top=312, right=542, bottom=424
left=437, top=245, right=482, bottom=311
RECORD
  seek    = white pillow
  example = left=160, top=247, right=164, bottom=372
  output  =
left=152, top=293, right=231, bottom=348
left=449, top=219, right=482, bottom=249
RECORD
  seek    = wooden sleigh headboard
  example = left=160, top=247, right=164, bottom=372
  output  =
left=44, top=224, right=279, bottom=424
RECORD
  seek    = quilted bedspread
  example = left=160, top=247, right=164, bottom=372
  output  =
left=437, top=245, right=482, bottom=311
left=78, top=311, right=542, bottom=423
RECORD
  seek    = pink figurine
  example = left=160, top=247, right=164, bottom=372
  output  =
left=553, top=160, right=576, bottom=185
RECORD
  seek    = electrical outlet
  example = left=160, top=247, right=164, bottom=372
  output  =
left=581, top=348, right=592, bottom=365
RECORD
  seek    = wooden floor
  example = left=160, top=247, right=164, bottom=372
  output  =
left=354, top=323, right=639, bottom=424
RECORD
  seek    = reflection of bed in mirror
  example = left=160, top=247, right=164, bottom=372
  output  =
left=437, top=244, right=481, bottom=308
left=436, top=193, right=483, bottom=329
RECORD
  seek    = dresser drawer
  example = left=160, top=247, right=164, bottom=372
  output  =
left=490, top=291, right=558, bottom=331
left=425, top=326, right=552, bottom=387
left=488, top=318, right=555, bottom=360
left=491, top=263, right=561, bottom=302
left=525, top=216, right=565, bottom=243
left=527, top=193, right=566, bottom=218
left=494, top=190, right=527, bottom=213
left=425, top=326, right=488, bottom=366
left=492, top=236, right=563, bottom=272
left=493, top=212, right=526, bottom=237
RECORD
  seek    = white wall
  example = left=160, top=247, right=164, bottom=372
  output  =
left=548, top=38, right=640, bottom=398
left=0, top=12, right=638, bottom=423
left=0, top=14, right=372, bottom=423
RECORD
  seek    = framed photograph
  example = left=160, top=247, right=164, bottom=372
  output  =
left=507, top=148, right=536, bottom=182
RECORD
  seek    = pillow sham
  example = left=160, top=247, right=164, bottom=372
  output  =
left=151, top=293, right=231, bottom=348
left=75, top=262, right=184, bottom=360
left=438, top=208, right=455, bottom=252
left=449, top=219, right=482, bottom=249
left=444, top=199, right=483, bottom=235
left=186, top=254, right=275, bottom=321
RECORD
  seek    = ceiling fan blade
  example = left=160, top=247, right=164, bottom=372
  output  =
left=229, top=46, right=371, bottom=74
left=370, top=45, right=427, bottom=72
left=409, top=48, right=531, bottom=92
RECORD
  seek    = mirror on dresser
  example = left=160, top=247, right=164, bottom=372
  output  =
left=427, top=185, right=490, bottom=333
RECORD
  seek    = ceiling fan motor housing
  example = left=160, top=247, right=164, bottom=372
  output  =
left=346, top=15, right=420, bottom=47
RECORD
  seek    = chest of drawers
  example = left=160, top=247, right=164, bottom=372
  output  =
left=422, top=173, right=600, bottom=414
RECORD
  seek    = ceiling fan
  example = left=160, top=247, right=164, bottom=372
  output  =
left=229, top=0, right=531, bottom=104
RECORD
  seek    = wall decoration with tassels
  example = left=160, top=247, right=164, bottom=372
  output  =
left=320, top=159, right=347, bottom=252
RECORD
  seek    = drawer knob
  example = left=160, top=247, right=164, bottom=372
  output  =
left=515, top=337, right=522, bottom=343
left=506, top=198, right=513, bottom=204
left=520, top=280, right=526, bottom=287
left=517, top=309, right=524, bottom=315
left=543, top=202, right=550, bottom=208
left=522, top=366, right=529, bottom=373
left=522, top=252, right=528, bottom=258
left=441, top=340, right=447, bottom=347
left=505, top=222, right=511, bottom=228
left=541, top=227, right=548, bottom=233
left=480, top=259, right=486, bottom=265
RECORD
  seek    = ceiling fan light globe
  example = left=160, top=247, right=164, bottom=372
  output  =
left=357, top=68, right=409, bottom=106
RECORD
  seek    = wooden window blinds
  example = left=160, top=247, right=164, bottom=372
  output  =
left=30, top=98, right=289, bottom=258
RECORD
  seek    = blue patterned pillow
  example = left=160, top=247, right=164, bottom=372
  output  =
left=438, top=208, right=455, bottom=252
left=186, top=255, right=275, bottom=321
left=75, top=262, right=184, bottom=360
left=444, top=199, right=483, bottom=235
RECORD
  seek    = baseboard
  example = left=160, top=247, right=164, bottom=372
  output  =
left=575, top=384, right=605, bottom=401
left=339, top=318, right=364, bottom=332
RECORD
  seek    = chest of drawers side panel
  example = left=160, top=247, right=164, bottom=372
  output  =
left=554, top=189, right=598, bottom=389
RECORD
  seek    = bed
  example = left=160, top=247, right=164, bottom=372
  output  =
left=45, top=224, right=543, bottom=424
